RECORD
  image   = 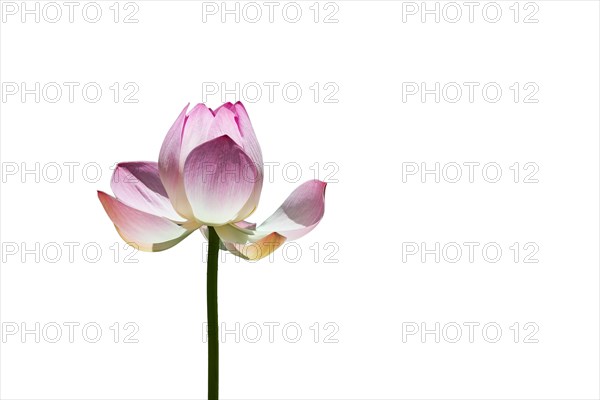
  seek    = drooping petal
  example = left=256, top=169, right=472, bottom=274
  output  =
left=224, top=232, right=286, bottom=261
left=257, top=180, right=327, bottom=241
left=214, top=223, right=254, bottom=244
left=110, top=162, right=185, bottom=222
left=98, top=191, right=191, bottom=252
left=199, top=220, right=257, bottom=246
left=199, top=226, right=227, bottom=250
left=235, top=220, right=257, bottom=230
left=183, top=135, right=259, bottom=225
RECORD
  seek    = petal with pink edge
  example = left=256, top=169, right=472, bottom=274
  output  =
left=207, top=106, right=244, bottom=147
left=183, top=135, right=259, bottom=225
left=235, top=220, right=257, bottom=230
left=180, top=104, right=217, bottom=167
left=158, top=104, right=194, bottom=219
left=257, top=180, right=327, bottom=241
left=228, top=103, right=264, bottom=221
left=233, top=102, right=263, bottom=171
left=111, top=162, right=185, bottom=222
left=98, top=191, right=191, bottom=252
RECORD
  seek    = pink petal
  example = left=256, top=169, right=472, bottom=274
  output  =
left=233, top=102, right=263, bottom=171
left=111, top=162, right=185, bottom=222
left=230, top=102, right=264, bottom=220
left=212, top=102, right=235, bottom=114
left=207, top=106, right=244, bottom=147
left=158, top=104, right=194, bottom=219
left=98, top=191, right=191, bottom=252
left=183, top=135, right=259, bottom=225
left=180, top=104, right=217, bottom=168
left=257, top=180, right=327, bottom=241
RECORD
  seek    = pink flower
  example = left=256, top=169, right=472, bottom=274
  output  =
left=98, top=102, right=326, bottom=260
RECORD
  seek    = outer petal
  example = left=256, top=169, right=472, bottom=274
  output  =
left=199, top=221, right=256, bottom=243
left=257, top=180, right=327, bottom=241
left=98, top=191, right=191, bottom=252
left=233, top=102, right=263, bottom=171
left=224, top=232, right=286, bottom=261
left=158, top=104, right=194, bottom=219
left=111, top=162, right=185, bottom=222
left=183, top=135, right=259, bottom=225
left=214, top=223, right=254, bottom=244
left=234, top=178, right=262, bottom=222
left=228, top=102, right=263, bottom=221
left=235, top=220, right=257, bottom=230
left=199, top=220, right=259, bottom=252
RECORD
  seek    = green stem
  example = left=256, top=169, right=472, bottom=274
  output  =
left=207, top=227, right=219, bottom=400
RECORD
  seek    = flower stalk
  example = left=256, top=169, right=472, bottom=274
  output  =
left=207, top=227, right=219, bottom=399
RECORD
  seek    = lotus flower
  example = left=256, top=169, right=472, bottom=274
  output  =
left=98, top=102, right=326, bottom=260
left=98, top=102, right=326, bottom=399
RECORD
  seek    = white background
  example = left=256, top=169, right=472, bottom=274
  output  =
left=1, top=1, right=599, bottom=399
